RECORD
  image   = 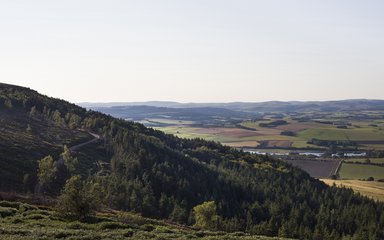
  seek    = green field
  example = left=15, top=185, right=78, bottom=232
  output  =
left=339, top=163, right=384, bottom=180
left=298, top=127, right=384, bottom=141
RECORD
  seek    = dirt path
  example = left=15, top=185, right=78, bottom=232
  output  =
left=35, top=132, right=101, bottom=194
left=69, top=132, right=100, bottom=152
left=56, top=132, right=100, bottom=166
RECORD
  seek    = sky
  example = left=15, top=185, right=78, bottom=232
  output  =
left=1, top=0, right=383, bottom=103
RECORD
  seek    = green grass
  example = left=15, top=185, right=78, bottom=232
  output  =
left=155, top=126, right=243, bottom=142
left=241, top=121, right=262, bottom=129
left=297, top=127, right=384, bottom=141
left=339, top=163, right=384, bottom=180
left=297, top=128, right=348, bottom=141
left=0, top=201, right=291, bottom=240
left=148, top=118, right=195, bottom=125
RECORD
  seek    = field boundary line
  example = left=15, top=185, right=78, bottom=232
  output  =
left=333, top=160, right=343, bottom=177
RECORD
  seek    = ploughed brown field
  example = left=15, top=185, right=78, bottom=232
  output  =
left=263, top=140, right=292, bottom=148
left=282, top=159, right=341, bottom=178
left=194, top=127, right=260, bottom=138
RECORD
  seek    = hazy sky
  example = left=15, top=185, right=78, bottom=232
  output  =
left=1, top=1, right=383, bottom=103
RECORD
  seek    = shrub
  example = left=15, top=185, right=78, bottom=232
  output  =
left=22, top=209, right=50, bottom=216
left=11, top=217, right=24, bottom=224
left=66, top=221, right=89, bottom=230
left=19, top=203, right=38, bottom=213
left=117, top=212, right=149, bottom=226
left=0, top=207, right=17, bottom=217
left=0, top=200, right=22, bottom=209
left=67, top=235, right=101, bottom=240
left=54, top=231, right=71, bottom=239
left=155, top=226, right=174, bottom=233
left=366, top=176, right=375, bottom=181
left=141, top=224, right=155, bottom=232
left=25, top=213, right=46, bottom=220
left=195, top=231, right=206, bottom=238
left=98, top=222, right=129, bottom=230
left=123, top=230, right=134, bottom=237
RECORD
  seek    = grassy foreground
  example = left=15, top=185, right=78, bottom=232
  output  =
left=320, top=179, right=384, bottom=202
left=0, top=200, right=289, bottom=240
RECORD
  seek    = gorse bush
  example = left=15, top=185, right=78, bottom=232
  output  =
left=0, top=207, right=17, bottom=218
left=0, top=200, right=22, bottom=209
left=98, top=222, right=130, bottom=230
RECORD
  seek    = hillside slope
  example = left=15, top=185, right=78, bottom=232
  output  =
left=1, top=83, right=383, bottom=239
left=0, top=84, right=93, bottom=191
left=0, top=200, right=288, bottom=240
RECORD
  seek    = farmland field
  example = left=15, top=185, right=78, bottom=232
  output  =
left=157, top=121, right=384, bottom=150
left=297, top=127, right=384, bottom=141
left=338, top=163, right=384, bottom=180
left=91, top=103, right=384, bottom=153
left=155, top=114, right=384, bottom=152
left=282, top=159, right=340, bottom=178
left=321, top=179, right=384, bottom=202
left=93, top=104, right=384, bottom=182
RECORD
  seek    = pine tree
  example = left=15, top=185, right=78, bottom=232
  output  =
left=61, top=145, right=78, bottom=174
left=37, top=155, right=56, bottom=186
left=57, top=175, right=101, bottom=221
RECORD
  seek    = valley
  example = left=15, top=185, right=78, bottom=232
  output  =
left=90, top=101, right=384, bottom=203
left=1, top=83, right=384, bottom=240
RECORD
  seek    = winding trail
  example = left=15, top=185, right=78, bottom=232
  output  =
left=35, top=132, right=101, bottom=194
left=69, top=132, right=100, bottom=152
left=56, top=132, right=100, bottom=166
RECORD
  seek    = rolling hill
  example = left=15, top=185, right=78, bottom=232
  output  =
left=81, top=99, right=384, bottom=113
left=1, top=83, right=384, bottom=239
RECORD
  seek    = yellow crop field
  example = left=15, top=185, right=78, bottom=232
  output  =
left=321, top=179, right=384, bottom=202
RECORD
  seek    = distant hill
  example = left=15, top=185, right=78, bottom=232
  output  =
left=1, top=83, right=384, bottom=239
left=81, top=99, right=384, bottom=123
left=80, top=99, right=384, bottom=113
left=80, top=101, right=182, bottom=108
left=81, top=99, right=384, bottom=124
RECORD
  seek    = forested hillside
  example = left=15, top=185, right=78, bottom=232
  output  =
left=1, top=83, right=383, bottom=240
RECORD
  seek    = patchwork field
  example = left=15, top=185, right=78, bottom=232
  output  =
left=321, top=179, right=384, bottom=202
left=152, top=114, right=384, bottom=181
left=154, top=116, right=384, bottom=151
